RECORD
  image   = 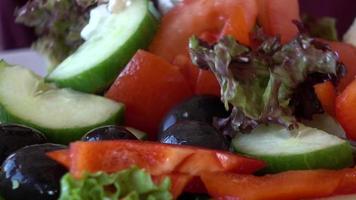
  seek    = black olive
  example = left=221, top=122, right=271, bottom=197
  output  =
left=0, top=124, right=47, bottom=164
left=159, top=121, right=229, bottom=150
left=178, top=193, right=211, bottom=200
left=82, top=125, right=138, bottom=141
left=0, top=144, right=67, bottom=200
left=159, top=95, right=230, bottom=133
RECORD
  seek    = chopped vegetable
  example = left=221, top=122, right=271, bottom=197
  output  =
left=47, top=0, right=159, bottom=93
left=150, top=0, right=258, bottom=62
left=201, top=169, right=356, bottom=200
left=189, top=32, right=345, bottom=134
left=105, top=50, right=193, bottom=138
left=58, top=166, right=172, bottom=200
left=302, top=15, right=338, bottom=41
left=314, top=81, right=337, bottom=116
left=327, top=41, right=356, bottom=92
left=195, top=70, right=220, bottom=96
left=336, top=79, right=356, bottom=141
left=0, top=61, right=124, bottom=144
left=256, top=0, right=300, bottom=43
left=232, top=124, right=353, bottom=173
left=15, top=0, right=96, bottom=69
left=47, top=140, right=265, bottom=178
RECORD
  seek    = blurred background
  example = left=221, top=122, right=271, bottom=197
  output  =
left=0, top=0, right=355, bottom=50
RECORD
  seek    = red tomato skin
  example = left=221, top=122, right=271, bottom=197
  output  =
left=327, top=41, right=356, bottom=92
left=105, top=50, right=193, bottom=138
left=149, top=0, right=258, bottom=63
left=195, top=70, right=220, bottom=96
left=314, top=81, right=336, bottom=116
left=256, top=0, right=300, bottom=43
left=336, top=79, right=356, bottom=141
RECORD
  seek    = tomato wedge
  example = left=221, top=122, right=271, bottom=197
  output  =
left=201, top=169, right=356, bottom=200
left=105, top=50, right=193, bottom=138
left=336, top=79, right=356, bottom=141
left=314, top=81, right=336, bottom=116
left=150, top=0, right=257, bottom=63
left=327, top=41, right=356, bottom=92
left=51, top=141, right=265, bottom=179
left=195, top=70, right=220, bottom=96
left=256, top=0, right=300, bottom=43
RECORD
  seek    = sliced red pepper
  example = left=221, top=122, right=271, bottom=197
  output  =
left=62, top=141, right=265, bottom=178
left=47, top=149, right=70, bottom=169
left=201, top=169, right=356, bottom=200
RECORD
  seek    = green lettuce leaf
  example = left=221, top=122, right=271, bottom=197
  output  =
left=58, top=167, right=172, bottom=200
left=0, top=195, right=4, bottom=200
left=189, top=31, right=344, bottom=135
left=302, top=15, right=338, bottom=41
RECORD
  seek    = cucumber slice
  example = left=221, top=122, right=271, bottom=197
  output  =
left=0, top=62, right=124, bottom=144
left=126, top=127, right=148, bottom=140
left=47, top=0, right=159, bottom=93
left=232, top=124, right=353, bottom=173
left=302, top=114, right=346, bottom=139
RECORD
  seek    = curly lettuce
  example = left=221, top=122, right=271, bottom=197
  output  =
left=59, top=167, right=172, bottom=200
left=189, top=31, right=345, bottom=135
left=15, top=0, right=99, bottom=69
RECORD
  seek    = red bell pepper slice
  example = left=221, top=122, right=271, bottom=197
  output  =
left=201, top=169, right=356, bottom=200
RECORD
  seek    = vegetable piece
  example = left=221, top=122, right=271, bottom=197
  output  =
left=54, top=140, right=265, bottom=178
left=150, top=0, right=258, bottom=62
left=302, top=15, right=338, bottom=41
left=47, top=0, right=159, bottom=93
left=58, top=167, right=172, bottom=200
left=314, top=81, right=336, bottom=116
left=327, top=41, right=356, bottom=92
left=232, top=124, right=353, bottom=173
left=336, top=79, right=356, bottom=141
left=200, top=169, right=356, bottom=200
left=15, top=0, right=93, bottom=68
left=153, top=174, right=194, bottom=199
left=0, top=124, right=47, bottom=163
left=105, top=50, right=193, bottom=138
left=301, top=114, right=346, bottom=140
left=256, top=0, right=300, bottom=43
left=0, top=144, right=67, bottom=200
left=47, top=149, right=70, bottom=169
left=189, top=33, right=344, bottom=135
left=0, top=62, right=124, bottom=144
left=195, top=70, right=220, bottom=96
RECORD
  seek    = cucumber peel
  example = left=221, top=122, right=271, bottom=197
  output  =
left=0, top=63, right=124, bottom=144
left=47, top=0, right=159, bottom=93
left=232, top=124, right=353, bottom=173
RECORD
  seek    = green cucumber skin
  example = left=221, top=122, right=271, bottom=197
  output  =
left=0, top=103, right=125, bottom=144
left=235, top=142, right=353, bottom=174
left=47, top=9, right=159, bottom=94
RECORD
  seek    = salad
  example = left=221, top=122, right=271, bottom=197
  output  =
left=1, top=0, right=356, bottom=199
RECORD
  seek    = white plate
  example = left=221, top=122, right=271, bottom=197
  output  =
left=0, top=48, right=47, bottom=76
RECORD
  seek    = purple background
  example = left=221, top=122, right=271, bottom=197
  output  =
left=0, top=0, right=355, bottom=50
